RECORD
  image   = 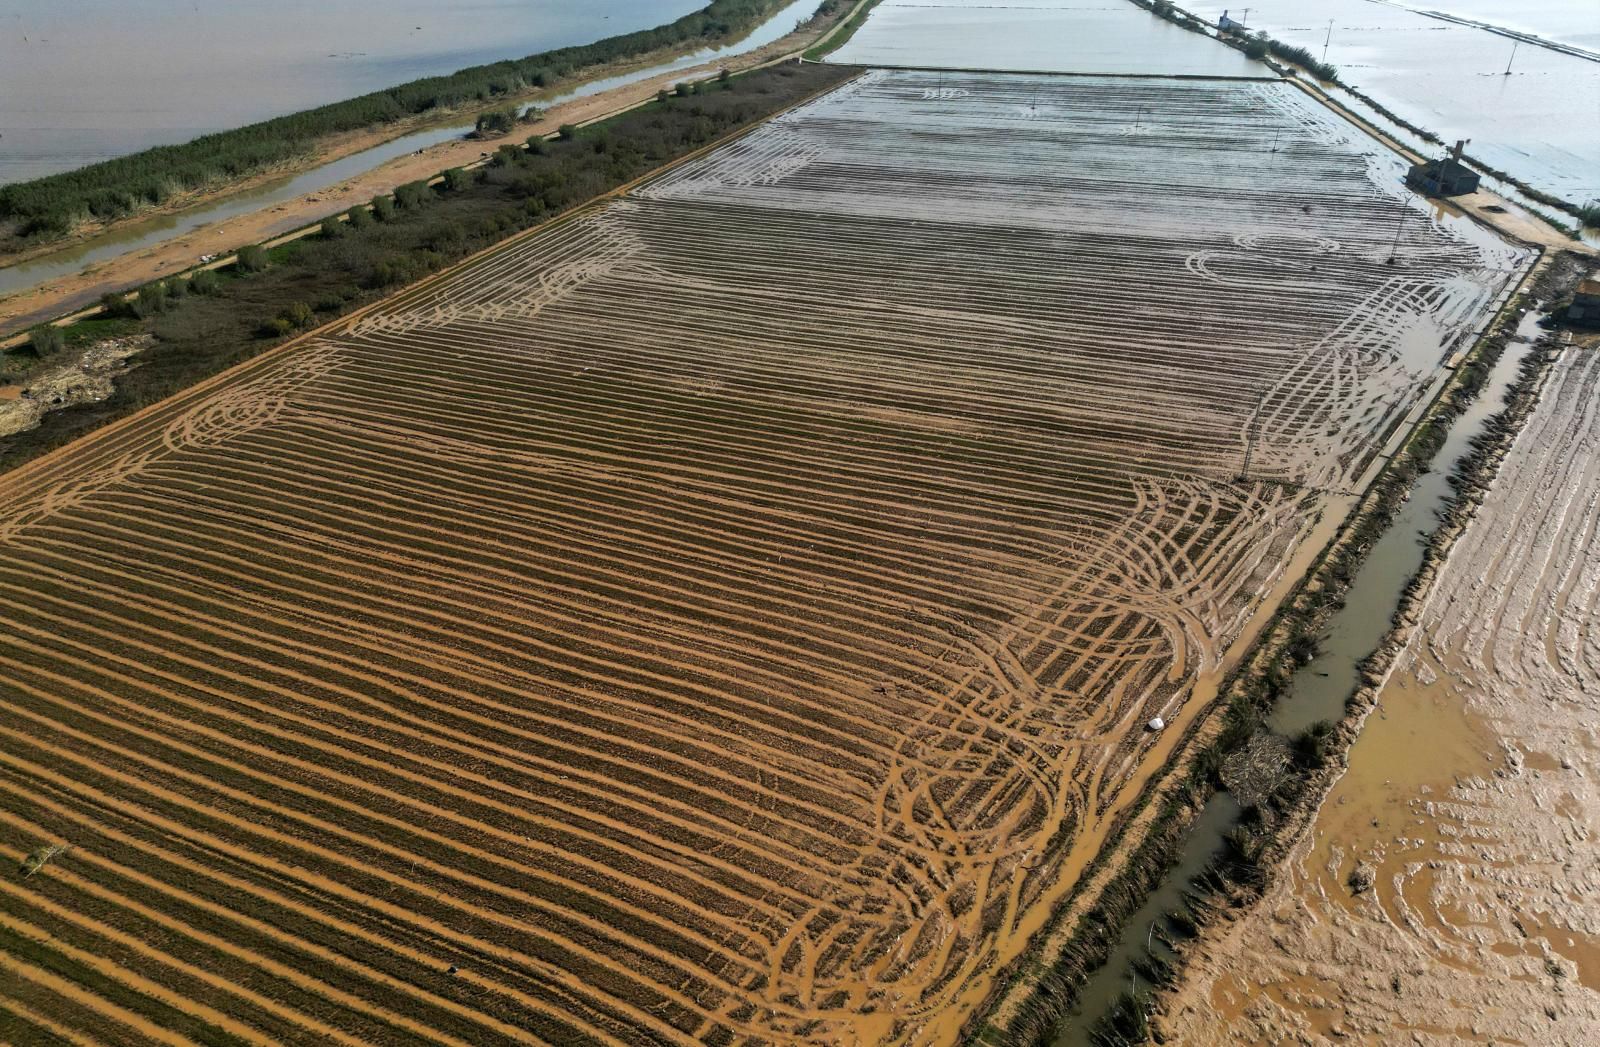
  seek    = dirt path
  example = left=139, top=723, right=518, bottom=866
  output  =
left=0, top=1, right=865, bottom=339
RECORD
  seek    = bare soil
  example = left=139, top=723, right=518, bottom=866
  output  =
left=0, top=72, right=1532, bottom=1045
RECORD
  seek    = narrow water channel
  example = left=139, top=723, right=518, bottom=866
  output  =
left=1050, top=316, right=1543, bottom=1044
left=0, top=0, right=820, bottom=302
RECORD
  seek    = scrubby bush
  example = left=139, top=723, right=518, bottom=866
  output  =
left=443, top=167, right=471, bottom=192
left=371, top=195, right=396, bottom=222
left=135, top=282, right=170, bottom=317
left=99, top=291, right=132, bottom=318
left=1293, top=720, right=1336, bottom=769
left=394, top=180, right=433, bottom=209
left=236, top=244, right=269, bottom=273
left=28, top=325, right=65, bottom=356
left=189, top=269, right=221, bottom=295
left=558, top=123, right=580, bottom=141
left=474, top=107, right=518, bottom=137
left=321, top=215, right=344, bottom=239
left=346, top=203, right=374, bottom=229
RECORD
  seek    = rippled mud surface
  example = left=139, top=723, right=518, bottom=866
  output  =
left=828, top=0, right=1260, bottom=75
left=1186, top=0, right=1600, bottom=207
left=0, top=72, right=1527, bottom=1045
left=1166, top=343, right=1600, bottom=1044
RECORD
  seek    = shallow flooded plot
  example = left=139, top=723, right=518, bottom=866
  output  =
left=1166, top=344, right=1600, bottom=1043
left=0, top=71, right=1529, bottom=1045
left=828, top=0, right=1260, bottom=75
left=1186, top=0, right=1600, bottom=206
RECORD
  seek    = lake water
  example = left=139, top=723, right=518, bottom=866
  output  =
left=0, top=0, right=707, bottom=184
left=828, top=0, right=1261, bottom=76
left=1184, top=1, right=1600, bottom=206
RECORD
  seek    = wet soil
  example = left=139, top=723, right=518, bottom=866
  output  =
left=1164, top=336, right=1600, bottom=1045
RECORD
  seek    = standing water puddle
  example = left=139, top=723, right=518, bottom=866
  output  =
left=1050, top=312, right=1542, bottom=1043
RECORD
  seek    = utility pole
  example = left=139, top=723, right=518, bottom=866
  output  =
left=1386, top=205, right=1408, bottom=265
left=1240, top=391, right=1266, bottom=483
left=1323, top=19, right=1334, bottom=63
left=1504, top=40, right=1519, bottom=75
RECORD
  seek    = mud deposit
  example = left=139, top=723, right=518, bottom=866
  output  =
left=0, top=72, right=1527, bottom=1044
left=1166, top=345, right=1600, bottom=1044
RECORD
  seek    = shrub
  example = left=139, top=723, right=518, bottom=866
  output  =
left=492, top=144, right=524, bottom=168
left=657, top=88, right=671, bottom=103
left=164, top=275, right=189, bottom=299
left=558, top=123, right=580, bottom=141
left=284, top=301, right=314, bottom=328
left=321, top=215, right=344, bottom=239
left=189, top=269, right=221, bottom=295
left=394, top=180, right=433, bottom=209
left=474, top=107, right=518, bottom=137
left=675, top=81, right=693, bottom=98
left=259, top=316, right=295, bottom=338
left=1579, top=202, right=1600, bottom=229
left=99, top=291, right=137, bottom=319
left=135, top=282, right=170, bottom=317
left=443, top=167, right=471, bottom=192
left=525, top=135, right=549, bottom=156
left=346, top=204, right=374, bottom=229
left=236, top=244, right=269, bottom=273
left=371, top=195, right=396, bottom=221
left=28, top=325, right=66, bottom=356
left=1293, top=720, right=1336, bottom=769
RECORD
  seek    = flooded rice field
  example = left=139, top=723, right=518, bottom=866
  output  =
left=1165, top=341, right=1600, bottom=1044
left=1388, top=0, right=1600, bottom=53
left=827, top=0, right=1259, bottom=75
left=0, top=0, right=708, bottom=184
left=1185, top=0, right=1600, bottom=208
left=0, top=70, right=1529, bottom=1044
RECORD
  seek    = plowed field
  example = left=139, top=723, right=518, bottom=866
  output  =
left=0, top=71, right=1530, bottom=1045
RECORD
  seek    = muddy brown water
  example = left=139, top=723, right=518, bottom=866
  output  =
left=1270, top=312, right=1543, bottom=738
left=1048, top=307, right=1540, bottom=1045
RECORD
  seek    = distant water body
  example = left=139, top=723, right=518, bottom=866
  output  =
left=1184, top=0, right=1600, bottom=205
left=0, top=0, right=706, bottom=185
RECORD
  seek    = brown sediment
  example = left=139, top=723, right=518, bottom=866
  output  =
left=1163, top=308, right=1600, bottom=1041
left=0, top=72, right=1532, bottom=1044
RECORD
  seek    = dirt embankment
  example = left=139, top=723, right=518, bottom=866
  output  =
left=1161, top=260, right=1600, bottom=1045
left=0, top=1, right=861, bottom=338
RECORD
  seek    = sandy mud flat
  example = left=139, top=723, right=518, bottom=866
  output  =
left=0, top=71, right=1528, bottom=1044
left=1165, top=342, right=1600, bottom=1044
